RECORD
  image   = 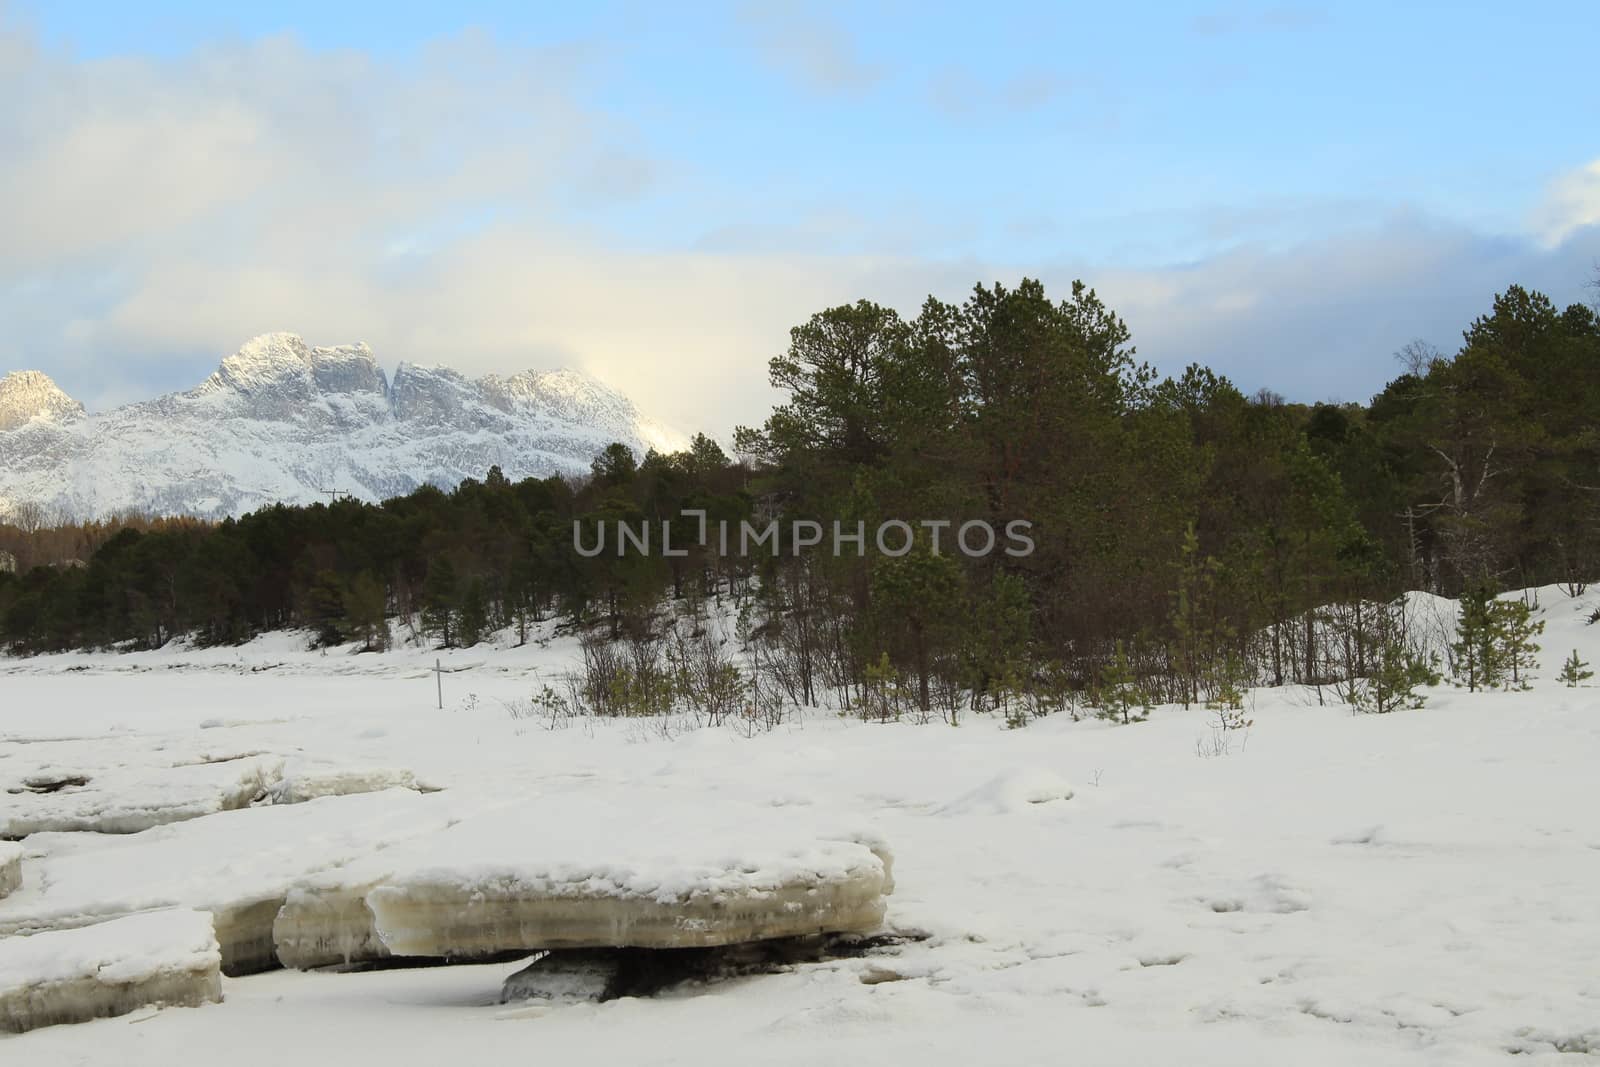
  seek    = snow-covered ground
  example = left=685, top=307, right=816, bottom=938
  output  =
left=2, top=586, right=1599, bottom=1063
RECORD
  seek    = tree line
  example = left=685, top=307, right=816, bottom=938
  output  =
left=2, top=278, right=1596, bottom=720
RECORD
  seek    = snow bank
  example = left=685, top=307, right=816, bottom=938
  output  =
left=0, top=843, right=21, bottom=899
left=0, top=909, right=221, bottom=1033
left=0, top=789, right=458, bottom=974
left=938, top=768, right=1075, bottom=815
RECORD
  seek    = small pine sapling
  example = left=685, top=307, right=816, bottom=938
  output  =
left=862, top=652, right=908, bottom=724
left=994, top=661, right=1031, bottom=730
left=1206, top=653, right=1249, bottom=713
left=1492, top=599, right=1544, bottom=690
left=1363, top=643, right=1441, bottom=713
left=1033, top=659, right=1080, bottom=721
left=1357, top=598, right=1440, bottom=713
left=1559, top=650, right=1594, bottom=688
left=1096, top=640, right=1149, bottom=725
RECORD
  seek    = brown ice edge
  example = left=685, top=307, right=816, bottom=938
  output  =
left=273, top=880, right=389, bottom=970
left=366, top=847, right=893, bottom=958
left=0, top=912, right=222, bottom=1034
left=0, top=846, right=21, bottom=900
left=0, top=968, right=222, bottom=1035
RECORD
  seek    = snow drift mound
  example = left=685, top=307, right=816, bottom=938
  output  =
left=939, top=768, right=1075, bottom=815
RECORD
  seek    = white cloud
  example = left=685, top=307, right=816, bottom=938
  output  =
left=1532, top=158, right=1600, bottom=247
left=1, top=18, right=1596, bottom=445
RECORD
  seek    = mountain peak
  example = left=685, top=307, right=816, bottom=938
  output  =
left=197, top=334, right=386, bottom=402
left=200, top=333, right=312, bottom=395
left=0, top=370, right=85, bottom=432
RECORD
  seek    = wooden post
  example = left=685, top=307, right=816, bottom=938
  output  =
left=435, top=658, right=443, bottom=710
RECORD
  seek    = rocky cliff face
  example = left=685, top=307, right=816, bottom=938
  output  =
left=0, top=334, right=686, bottom=521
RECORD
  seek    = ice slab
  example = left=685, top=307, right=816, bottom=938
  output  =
left=370, top=861, right=888, bottom=957
left=0, top=843, right=21, bottom=899
left=267, top=765, right=420, bottom=805
left=0, top=909, right=221, bottom=1034
left=1, top=757, right=279, bottom=837
left=276, top=826, right=892, bottom=970
left=364, top=801, right=892, bottom=957
left=0, top=789, right=458, bottom=974
left=2, top=736, right=424, bottom=839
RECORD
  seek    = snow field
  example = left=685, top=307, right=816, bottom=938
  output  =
left=0, top=582, right=1597, bottom=1060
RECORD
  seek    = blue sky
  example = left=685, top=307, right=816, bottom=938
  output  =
left=3, top=1, right=1598, bottom=433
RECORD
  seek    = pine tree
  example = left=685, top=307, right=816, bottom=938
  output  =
left=1491, top=598, right=1544, bottom=690
left=961, top=570, right=1030, bottom=711
left=341, top=571, right=389, bottom=652
left=1170, top=520, right=1222, bottom=708
left=1559, top=650, right=1593, bottom=688
left=421, top=558, right=459, bottom=648
left=456, top=577, right=488, bottom=648
left=1451, top=585, right=1502, bottom=692
left=304, top=569, right=347, bottom=647
left=870, top=547, right=964, bottom=713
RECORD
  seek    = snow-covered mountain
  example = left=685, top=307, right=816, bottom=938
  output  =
left=0, top=334, right=688, bottom=520
left=0, top=371, right=85, bottom=432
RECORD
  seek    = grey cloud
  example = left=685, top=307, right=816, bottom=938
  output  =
left=1091, top=221, right=1600, bottom=404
